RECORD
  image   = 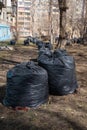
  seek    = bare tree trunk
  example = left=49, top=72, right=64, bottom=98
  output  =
left=56, top=0, right=68, bottom=49
left=83, top=0, right=87, bottom=42
left=84, top=0, right=87, bottom=32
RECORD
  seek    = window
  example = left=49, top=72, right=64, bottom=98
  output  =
left=25, top=12, right=30, bottom=15
left=25, top=17, right=30, bottom=20
left=24, top=7, right=30, bottom=10
left=18, top=17, right=24, bottom=20
left=24, top=2, right=31, bottom=6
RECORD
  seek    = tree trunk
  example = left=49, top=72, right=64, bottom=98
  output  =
left=83, top=0, right=87, bottom=42
left=56, top=0, right=68, bottom=49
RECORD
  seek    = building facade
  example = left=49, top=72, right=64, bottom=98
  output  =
left=17, top=0, right=31, bottom=38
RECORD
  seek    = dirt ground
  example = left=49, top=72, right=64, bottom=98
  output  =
left=0, top=44, right=87, bottom=130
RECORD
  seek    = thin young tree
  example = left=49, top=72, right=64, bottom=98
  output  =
left=49, top=0, right=53, bottom=45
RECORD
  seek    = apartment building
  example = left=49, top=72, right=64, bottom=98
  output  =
left=17, top=0, right=32, bottom=38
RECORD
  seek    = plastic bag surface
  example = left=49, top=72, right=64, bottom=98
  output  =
left=3, top=61, right=48, bottom=108
left=38, top=49, right=78, bottom=95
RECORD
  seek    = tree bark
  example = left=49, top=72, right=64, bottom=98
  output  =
left=56, top=0, right=67, bottom=49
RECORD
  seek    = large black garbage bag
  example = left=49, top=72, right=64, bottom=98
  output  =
left=38, top=49, right=78, bottom=95
left=3, top=61, right=48, bottom=108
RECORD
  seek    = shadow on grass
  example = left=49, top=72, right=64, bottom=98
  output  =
left=0, top=120, right=32, bottom=130
left=0, top=58, right=20, bottom=65
left=0, top=119, right=48, bottom=130
left=0, top=108, right=87, bottom=130
left=0, top=85, right=5, bottom=103
left=36, top=109, right=87, bottom=130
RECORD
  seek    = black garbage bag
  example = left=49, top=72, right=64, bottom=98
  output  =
left=44, top=42, right=53, bottom=50
left=36, top=41, right=44, bottom=50
left=10, top=40, right=16, bottom=45
left=29, top=37, right=39, bottom=44
left=54, top=49, right=68, bottom=57
left=39, top=46, right=52, bottom=57
left=3, top=61, right=48, bottom=108
left=38, top=49, right=78, bottom=95
left=24, top=39, right=29, bottom=45
left=33, top=38, right=39, bottom=44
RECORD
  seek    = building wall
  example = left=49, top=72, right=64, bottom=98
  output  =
left=0, top=24, right=12, bottom=41
left=17, top=0, right=31, bottom=38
